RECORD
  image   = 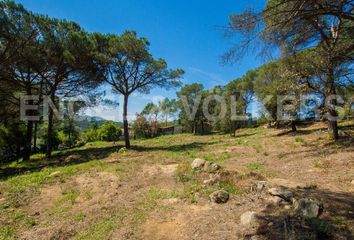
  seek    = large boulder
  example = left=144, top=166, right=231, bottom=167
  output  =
left=240, top=211, right=257, bottom=227
left=191, top=158, right=206, bottom=170
left=209, top=190, right=229, bottom=204
left=294, top=198, right=323, bottom=218
left=268, top=187, right=293, bottom=202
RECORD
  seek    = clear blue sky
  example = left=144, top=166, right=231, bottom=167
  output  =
left=16, top=0, right=267, bottom=121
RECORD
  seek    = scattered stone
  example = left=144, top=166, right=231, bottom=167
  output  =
left=268, top=187, right=293, bottom=202
left=257, top=181, right=267, bottom=193
left=49, top=171, right=62, bottom=177
left=268, top=195, right=284, bottom=205
left=206, top=162, right=221, bottom=173
left=295, top=198, right=322, bottom=218
left=203, top=174, right=221, bottom=186
left=209, top=190, right=229, bottom=204
left=240, top=211, right=257, bottom=227
left=162, top=198, right=180, bottom=205
left=203, top=161, right=210, bottom=172
left=191, top=158, right=206, bottom=170
left=118, top=147, right=127, bottom=153
left=284, top=205, right=291, bottom=210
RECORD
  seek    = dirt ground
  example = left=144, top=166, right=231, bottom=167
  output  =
left=0, top=121, right=353, bottom=240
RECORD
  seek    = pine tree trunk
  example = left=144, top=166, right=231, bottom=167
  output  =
left=46, top=93, right=55, bottom=158
left=23, top=121, right=33, bottom=161
left=291, top=120, right=297, bottom=132
left=23, top=93, right=33, bottom=161
left=328, top=109, right=339, bottom=140
left=123, top=94, right=131, bottom=148
left=327, top=76, right=339, bottom=140
left=33, top=122, right=38, bottom=153
left=46, top=107, right=53, bottom=158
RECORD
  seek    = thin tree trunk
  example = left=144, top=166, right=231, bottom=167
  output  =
left=46, top=93, right=56, bottom=158
left=23, top=121, right=33, bottom=161
left=327, top=77, right=339, bottom=140
left=23, top=92, right=33, bottom=161
left=123, top=94, right=131, bottom=148
left=328, top=109, right=339, bottom=140
left=33, top=122, right=38, bottom=153
left=291, top=120, right=297, bottom=132
left=46, top=107, right=53, bottom=158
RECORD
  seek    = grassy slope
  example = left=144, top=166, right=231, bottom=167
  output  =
left=0, top=121, right=353, bottom=239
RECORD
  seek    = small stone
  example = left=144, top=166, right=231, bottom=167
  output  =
left=191, top=158, right=206, bottom=170
left=268, top=187, right=293, bottom=202
left=268, top=195, right=284, bottom=205
left=118, top=147, right=127, bottom=153
left=203, top=161, right=210, bottom=172
left=209, top=190, right=229, bottom=204
left=351, top=180, right=354, bottom=185
left=49, top=171, right=62, bottom=177
left=208, top=162, right=221, bottom=173
left=203, top=175, right=221, bottom=186
left=295, top=198, right=322, bottom=218
left=267, top=222, right=274, bottom=227
left=257, top=181, right=268, bottom=193
left=240, top=211, right=257, bottom=227
left=284, top=205, right=291, bottom=210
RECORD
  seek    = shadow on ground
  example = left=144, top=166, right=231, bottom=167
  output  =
left=0, top=141, right=211, bottom=180
left=255, top=188, right=354, bottom=240
left=0, top=145, right=120, bottom=180
left=132, top=141, right=210, bottom=153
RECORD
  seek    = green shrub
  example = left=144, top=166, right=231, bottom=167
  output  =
left=98, top=122, right=122, bottom=141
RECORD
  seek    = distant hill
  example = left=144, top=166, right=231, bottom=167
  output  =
left=75, top=115, right=123, bottom=130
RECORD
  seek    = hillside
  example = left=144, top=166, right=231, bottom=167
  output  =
left=0, top=121, right=353, bottom=239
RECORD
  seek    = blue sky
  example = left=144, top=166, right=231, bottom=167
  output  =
left=16, top=0, right=267, bottom=121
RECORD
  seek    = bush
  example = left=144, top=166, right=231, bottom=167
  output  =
left=84, top=128, right=100, bottom=142
left=98, top=122, right=122, bottom=141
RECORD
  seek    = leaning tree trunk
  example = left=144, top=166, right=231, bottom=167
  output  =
left=123, top=94, right=131, bottom=149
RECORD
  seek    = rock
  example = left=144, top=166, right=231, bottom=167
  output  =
left=240, top=211, right=257, bottom=227
left=203, top=161, right=210, bottom=172
left=203, top=174, right=221, bottom=186
left=203, top=162, right=221, bottom=173
left=268, top=195, right=284, bottom=205
left=284, top=205, right=291, bottom=210
left=209, top=190, right=229, bottom=204
left=49, top=171, right=62, bottom=177
left=351, top=180, right=354, bottom=185
left=191, top=158, right=206, bottom=170
left=268, top=187, right=293, bottom=202
left=295, top=198, right=322, bottom=218
left=257, top=181, right=267, bottom=193
left=118, top=147, right=127, bottom=153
